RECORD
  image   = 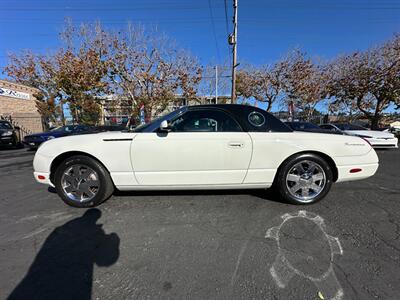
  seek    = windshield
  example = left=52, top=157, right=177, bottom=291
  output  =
left=0, top=122, right=12, bottom=129
left=335, top=124, right=367, bottom=131
left=133, top=108, right=187, bottom=132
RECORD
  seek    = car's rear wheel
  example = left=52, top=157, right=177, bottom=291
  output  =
left=54, top=155, right=114, bottom=207
left=275, top=153, right=333, bottom=204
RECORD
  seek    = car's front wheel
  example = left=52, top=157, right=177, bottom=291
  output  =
left=54, top=155, right=114, bottom=207
left=275, top=153, right=333, bottom=204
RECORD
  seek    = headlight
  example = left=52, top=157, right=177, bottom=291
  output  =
left=45, top=136, right=55, bottom=140
left=1, top=130, right=13, bottom=136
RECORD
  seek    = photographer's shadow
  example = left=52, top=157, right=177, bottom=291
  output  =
left=7, top=209, right=120, bottom=300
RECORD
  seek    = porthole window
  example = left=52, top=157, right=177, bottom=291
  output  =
left=248, top=111, right=265, bottom=127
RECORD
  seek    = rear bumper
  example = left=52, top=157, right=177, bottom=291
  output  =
left=336, top=163, right=379, bottom=182
left=334, top=149, right=379, bottom=182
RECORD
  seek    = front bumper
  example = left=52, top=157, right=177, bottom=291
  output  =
left=0, top=136, right=14, bottom=145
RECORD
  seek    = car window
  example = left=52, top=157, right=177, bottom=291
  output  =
left=170, top=109, right=242, bottom=132
left=0, top=122, right=12, bottom=129
left=248, top=111, right=265, bottom=127
left=320, top=125, right=334, bottom=130
left=134, top=108, right=186, bottom=133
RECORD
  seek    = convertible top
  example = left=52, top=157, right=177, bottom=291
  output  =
left=187, top=104, right=292, bottom=133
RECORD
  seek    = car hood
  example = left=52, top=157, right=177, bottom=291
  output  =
left=26, top=131, right=67, bottom=138
left=344, top=130, right=395, bottom=138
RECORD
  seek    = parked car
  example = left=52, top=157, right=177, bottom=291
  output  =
left=33, top=104, right=379, bottom=208
left=93, top=125, right=127, bottom=132
left=23, top=125, right=94, bottom=149
left=319, top=123, right=398, bottom=148
left=285, top=122, right=342, bottom=134
left=0, top=120, right=22, bottom=148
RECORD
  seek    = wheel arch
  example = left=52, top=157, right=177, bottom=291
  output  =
left=273, top=150, right=338, bottom=184
left=49, top=151, right=113, bottom=185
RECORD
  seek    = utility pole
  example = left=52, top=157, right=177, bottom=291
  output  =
left=230, top=0, right=238, bottom=104
left=215, top=65, right=218, bottom=104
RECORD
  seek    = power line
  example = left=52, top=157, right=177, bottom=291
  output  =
left=208, top=0, right=222, bottom=63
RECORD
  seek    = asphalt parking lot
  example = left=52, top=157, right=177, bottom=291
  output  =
left=0, top=147, right=399, bottom=300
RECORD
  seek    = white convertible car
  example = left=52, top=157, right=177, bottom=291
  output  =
left=33, top=105, right=379, bottom=207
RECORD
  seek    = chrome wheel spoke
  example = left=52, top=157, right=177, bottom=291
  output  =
left=63, top=174, right=75, bottom=184
left=312, top=173, right=324, bottom=182
left=287, top=174, right=300, bottom=183
left=64, top=185, right=75, bottom=193
left=86, top=179, right=99, bottom=187
left=72, top=165, right=81, bottom=176
left=81, top=186, right=95, bottom=198
left=290, top=184, right=301, bottom=194
left=310, top=183, right=322, bottom=193
left=301, top=188, right=309, bottom=197
left=308, top=162, right=317, bottom=173
left=296, top=163, right=306, bottom=173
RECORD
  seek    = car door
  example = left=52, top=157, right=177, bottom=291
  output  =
left=131, top=108, right=252, bottom=186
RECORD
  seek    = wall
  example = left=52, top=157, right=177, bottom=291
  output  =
left=0, top=80, right=43, bottom=133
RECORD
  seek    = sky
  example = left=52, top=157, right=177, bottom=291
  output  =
left=1, top=0, right=399, bottom=111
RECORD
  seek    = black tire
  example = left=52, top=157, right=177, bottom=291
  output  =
left=274, top=153, right=333, bottom=205
left=54, top=155, right=114, bottom=208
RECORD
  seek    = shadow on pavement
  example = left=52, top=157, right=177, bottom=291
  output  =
left=7, top=208, right=120, bottom=300
left=114, top=187, right=286, bottom=204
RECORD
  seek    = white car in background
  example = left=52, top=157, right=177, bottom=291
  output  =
left=33, top=105, right=379, bottom=208
left=320, top=123, right=398, bottom=149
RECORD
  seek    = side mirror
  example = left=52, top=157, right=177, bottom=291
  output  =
left=159, top=120, right=171, bottom=132
left=14, top=126, right=20, bottom=130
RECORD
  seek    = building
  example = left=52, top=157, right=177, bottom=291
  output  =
left=0, top=80, right=43, bottom=134
left=99, top=95, right=232, bottom=125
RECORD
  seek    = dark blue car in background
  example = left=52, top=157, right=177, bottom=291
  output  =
left=23, top=125, right=94, bottom=149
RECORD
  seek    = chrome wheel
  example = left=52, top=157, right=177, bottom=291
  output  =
left=286, top=160, right=326, bottom=203
left=61, top=164, right=100, bottom=203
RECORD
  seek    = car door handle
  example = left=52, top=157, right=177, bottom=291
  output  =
left=228, top=142, right=244, bottom=148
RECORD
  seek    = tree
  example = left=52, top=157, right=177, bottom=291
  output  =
left=57, top=22, right=109, bottom=124
left=4, top=21, right=201, bottom=125
left=236, top=62, right=285, bottom=111
left=4, top=22, right=109, bottom=125
left=4, top=52, right=62, bottom=127
left=106, top=24, right=202, bottom=120
left=327, top=35, right=400, bottom=129
left=281, top=50, right=328, bottom=120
